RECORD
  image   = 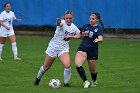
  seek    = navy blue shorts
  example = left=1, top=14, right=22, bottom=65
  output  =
left=77, top=46, right=98, bottom=60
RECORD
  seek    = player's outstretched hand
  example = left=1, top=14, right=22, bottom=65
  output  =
left=56, top=18, right=61, bottom=26
left=14, top=19, right=21, bottom=22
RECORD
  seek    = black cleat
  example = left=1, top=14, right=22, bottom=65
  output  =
left=64, top=83, right=70, bottom=87
left=34, top=78, right=40, bottom=85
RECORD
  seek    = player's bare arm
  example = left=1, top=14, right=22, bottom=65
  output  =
left=0, top=20, right=10, bottom=30
left=64, top=34, right=81, bottom=39
left=94, top=36, right=103, bottom=43
left=14, top=19, right=21, bottom=22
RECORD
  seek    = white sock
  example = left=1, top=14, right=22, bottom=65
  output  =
left=12, top=42, right=18, bottom=59
left=64, top=67, right=71, bottom=84
left=84, top=80, right=89, bottom=83
left=0, top=44, right=4, bottom=58
left=37, top=66, right=46, bottom=79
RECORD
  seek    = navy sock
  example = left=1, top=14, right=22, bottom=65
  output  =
left=91, top=72, right=97, bottom=81
left=76, top=66, right=87, bottom=82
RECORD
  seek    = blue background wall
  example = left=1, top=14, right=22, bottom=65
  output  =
left=0, top=0, right=140, bottom=29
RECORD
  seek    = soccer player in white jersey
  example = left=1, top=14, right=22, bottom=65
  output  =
left=34, top=10, right=80, bottom=87
left=0, top=2, right=21, bottom=60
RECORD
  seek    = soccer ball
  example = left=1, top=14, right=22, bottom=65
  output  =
left=49, top=79, right=61, bottom=88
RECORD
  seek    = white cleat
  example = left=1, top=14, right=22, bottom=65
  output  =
left=14, top=57, right=21, bottom=61
left=0, top=57, right=2, bottom=61
left=92, top=80, right=97, bottom=87
left=84, top=81, right=90, bottom=88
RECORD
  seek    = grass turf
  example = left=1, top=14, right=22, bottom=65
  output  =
left=0, top=36, right=139, bottom=93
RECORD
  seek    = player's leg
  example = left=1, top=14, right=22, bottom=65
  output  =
left=0, top=37, right=6, bottom=60
left=75, top=51, right=90, bottom=88
left=9, top=35, right=21, bottom=60
left=88, top=60, right=97, bottom=87
left=34, top=46, right=56, bottom=85
left=34, top=54, right=55, bottom=85
left=58, top=51, right=71, bottom=87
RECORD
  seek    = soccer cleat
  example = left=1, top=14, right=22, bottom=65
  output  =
left=34, top=78, right=40, bottom=85
left=84, top=81, right=90, bottom=88
left=14, top=57, right=21, bottom=61
left=92, top=80, right=97, bottom=87
left=64, top=83, right=70, bottom=87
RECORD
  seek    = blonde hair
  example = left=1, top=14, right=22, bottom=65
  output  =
left=64, top=10, right=74, bottom=16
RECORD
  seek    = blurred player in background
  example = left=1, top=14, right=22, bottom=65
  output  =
left=66, top=12, right=104, bottom=88
left=34, top=10, right=80, bottom=87
left=0, top=2, right=21, bottom=60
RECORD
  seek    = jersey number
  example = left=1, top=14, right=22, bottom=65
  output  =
left=89, top=31, right=94, bottom=38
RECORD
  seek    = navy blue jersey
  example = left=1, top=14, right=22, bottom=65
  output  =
left=78, top=24, right=103, bottom=60
left=79, top=24, right=103, bottom=48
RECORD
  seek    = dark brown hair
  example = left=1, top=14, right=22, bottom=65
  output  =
left=92, top=12, right=105, bottom=31
left=4, top=2, right=11, bottom=8
left=92, top=12, right=100, bottom=19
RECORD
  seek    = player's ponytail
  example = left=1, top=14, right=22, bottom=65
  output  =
left=92, top=12, right=105, bottom=31
left=99, top=18, right=105, bottom=31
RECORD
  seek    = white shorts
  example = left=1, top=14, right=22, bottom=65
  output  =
left=0, top=30, right=15, bottom=37
left=45, top=46, right=69, bottom=58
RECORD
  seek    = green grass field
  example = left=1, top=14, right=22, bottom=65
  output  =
left=0, top=36, right=139, bottom=93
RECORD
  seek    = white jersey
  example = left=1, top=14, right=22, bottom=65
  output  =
left=48, top=20, right=80, bottom=50
left=0, top=10, right=16, bottom=32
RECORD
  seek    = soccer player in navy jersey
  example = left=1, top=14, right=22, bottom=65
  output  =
left=65, top=12, right=104, bottom=88
left=76, top=12, right=104, bottom=88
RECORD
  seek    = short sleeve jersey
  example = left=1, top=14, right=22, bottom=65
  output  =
left=49, top=20, right=80, bottom=50
left=0, top=10, right=16, bottom=31
left=79, top=24, right=103, bottom=49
